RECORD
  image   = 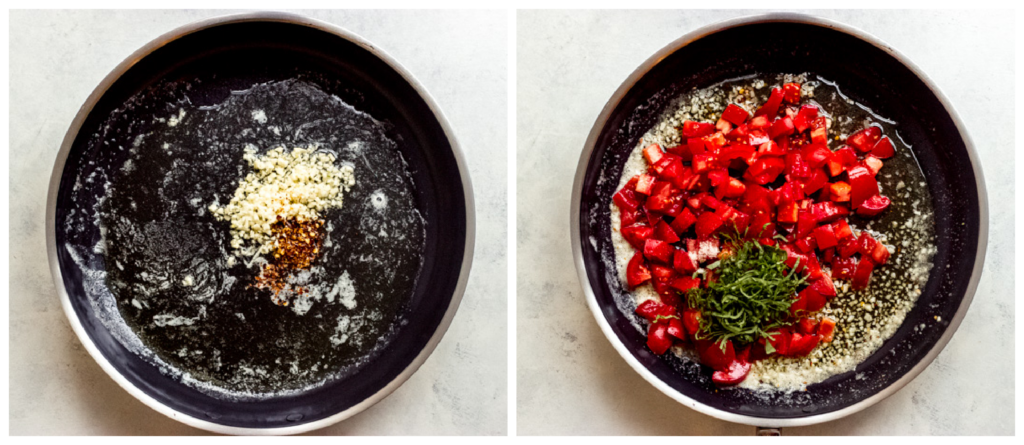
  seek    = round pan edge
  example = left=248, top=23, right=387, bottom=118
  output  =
left=46, top=11, right=475, bottom=435
left=569, top=12, right=987, bottom=428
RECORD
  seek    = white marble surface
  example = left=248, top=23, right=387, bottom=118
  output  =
left=516, top=9, right=1013, bottom=435
left=9, top=9, right=507, bottom=435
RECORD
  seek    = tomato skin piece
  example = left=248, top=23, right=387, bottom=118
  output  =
left=626, top=251, right=652, bottom=288
left=647, top=322, right=673, bottom=355
left=851, top=256, right=875, bottom=290
left=635, top=299, right=674, bottom=321
left=857, top=194, right=891, bottom=216
left=721, top=103, right=750, bottom=125
left=871, top=136, right=896, bottom=159
left=712, top=359, right=752, bottom=386
left=847, top=126, right=882, bottom=153
left=755, top=87, right=784, bottom=118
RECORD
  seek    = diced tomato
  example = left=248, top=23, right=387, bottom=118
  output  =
left=719, top=144, right=756, bottom=164
left=795, top=287, right=827, bottom=313
left=747, top=211, right=775, bottom=239
left=654, top=220, right=680, bottom=244
left=687, top=138, right=707, bottom=157
left=701, top=194, right=724, bottom=211
left=672, top=248, right=697, bottom=274
left=695, top=212, right=724, bottom=238
left=646, top=211, right=663, bottom=229
left=747, top=130, right=770, bottom=146
left=666, top=317, right=687, bottom=342
left=826, top=156, right=844, bottom=177
left=851, top=256, right=875, bottom=290
left=768, top=116, right=795, bottom=139
left=696, top=339, right=736, bottom=372
left=626, top=251, right=651, bottom=288
left=654, top=157, right=685, bottom=183
left=646, top=181, right=682, bottom=213
left=691, top=154, right=715, bottom=173
left=802, top=143, right=832, bottom=168
left=829, top=181, right=852, bottom=202
left=635, top=299, right=675, bottom=321
left=810, top=118, right=829, bottom=144
left=682, top=120, right=716, bottom=138
left=635, top=173, right=657, bottom=195
left=716, top=118, right=732, bottom=134
left=832, top=219, right=853, bottom=240
left=620, top=223, right=654, bottom=250
left=651, top=264, right=675, bottom=281
left=818, top=318, right=836, bottom=342
left=665, top=143, right=689, bottom=158
left=721, top=103, right=750, bottom=125
left=668, top=209, right=695, bottom=235
left=813, top=224, right=838, bottom=249
left=785, top=333, right=820, bottom=357
left=651, top=278, right=678, bottom=305
left=758, top=140, right=784, bottom=157
left=646, top=322, right=672, bottom=355
left=793, top=104, right=819, bottom=132
left=834, top=145, right=858, bottom=166
left=613, top=187, right=641, bottom=211
left=644, top=239, right=674, bottom=264
left=797, top=317, right=819, bottom=335
left=748, top=157, right=785, bottom=185
left=712, top=359, right=752, bottom=386
left=689, top=237, right=721, bottom=263
left=715, top=177, right=747, bottom=199
left=643, top=144, right=665, bottom=165
left=796, top=209, right=817, bottom=238
left=810, top=275, right=837, bottom=297
left=871, top=242, right=891, bottom=265
left=619, top=207, right=640, bottom=227
left=755, top=87, right=784, bottom=118
left=831, top=257, right=857, bottom=280
left=871, top=136, right=895, bottom=159
left=803, top=168, right=829, bottom=195
left=863, top=156, right=884, bottom=176
left=782, top=82, right=802, bottom=104
left=836, top=236, right=860, bottom=259
left=682, top=309, right=702, bottom=336
left=811, top=201, right=850, bottom=224
left=707, top=168, right=730, bottom=187
left=795, top=236, right=816, bottom=254
left=777, top=201, right=799, bottom=223
left=748, top=115, right=770, bottom=130
left=857, top=232, right=878, bottom=256
left=764, top=329, right=791, bottom=356
left=716, top=205, right=751, bottom=234
left=857, top=194, right=891, bottom=216
left=670, top=276, right=701, bottom=293
left=847, top=126, right=882, bottom=153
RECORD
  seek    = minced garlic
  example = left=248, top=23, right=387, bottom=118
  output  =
left=208, top=145, right=355, bottom=258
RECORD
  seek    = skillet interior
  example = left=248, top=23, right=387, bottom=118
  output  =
left=578, top=21, right=981, bottom=419
left=54, top=20, right=467, bottom=429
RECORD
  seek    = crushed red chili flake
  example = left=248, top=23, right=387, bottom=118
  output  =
left=253, top=216, right=325, bottom=305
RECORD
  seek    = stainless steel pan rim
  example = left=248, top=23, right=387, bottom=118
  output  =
left=46, top=11, right=475, bottom=435
left=569, top=12, right=987, bottom=428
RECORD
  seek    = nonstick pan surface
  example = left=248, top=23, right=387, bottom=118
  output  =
left=46, top=13, right=473, bottom=434
left=571, top=14, right=986, bottom=428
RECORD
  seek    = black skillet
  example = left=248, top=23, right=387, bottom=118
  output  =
left=46, top=13, right=474, bottom=434
left=570, top=14, right=986, bottom=430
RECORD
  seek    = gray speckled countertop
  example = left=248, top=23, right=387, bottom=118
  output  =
left=516, top=9, right=1013, bottom=435
left=9, top=9, right=507, bottom=435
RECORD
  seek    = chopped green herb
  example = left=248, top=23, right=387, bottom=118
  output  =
left=687, top=238, right=805, bottom=346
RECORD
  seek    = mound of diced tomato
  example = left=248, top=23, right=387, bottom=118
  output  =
left=615, top=83, right=893, bottom=386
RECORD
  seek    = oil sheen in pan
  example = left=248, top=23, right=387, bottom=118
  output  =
left=64, top=78, right=426, bottom=399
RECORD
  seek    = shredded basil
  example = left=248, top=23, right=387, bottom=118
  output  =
left=686, top=238, right=805, bottom=347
